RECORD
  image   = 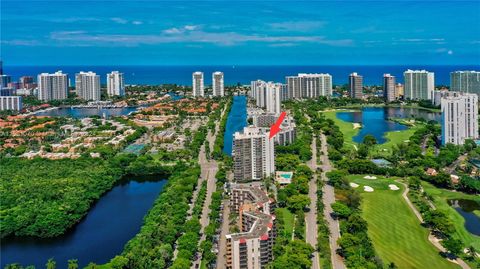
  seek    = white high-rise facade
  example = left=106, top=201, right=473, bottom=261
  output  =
left=403, top=70, right=434, bottom=100
left=441, top=92, right=478, bottom=145
left=212, top=71, right=224, bottom=97
left=265, top=82, right=281, bottom=114
left=37, top=71, right=68, bottom=101
left=107, top=71, right=125, bottom=97
left=450, top=71, right=480, bottom=96
left=76, top=71, right=100, bottom=101
left=0, top=96, right=22, bottom=111
left=383, top=74, right=396, bottom=102
left=233, top=127, right=275, bottom=182
left=251, top=80, right=281, bottom=114
left=349, top=72, right=363, bottom=99
left=286, top=73, right=332, bottom=99
left=192, top=71, right=204, bottom=97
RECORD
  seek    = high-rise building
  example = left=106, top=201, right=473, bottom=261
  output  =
left=212, top=71, right=224, bottom=97
left=265, top=82, right=281, bottom=114
left=0, top=96, right=23, bottom=111
left=450, top=71, right=480, bottom=96
left=226, top=184, right=276, bottom=269
left=19, top=76, right=35, bottom=89
left=1, top=75, right=11, bottom=88
left=441, top=92, right=478, bottom=145
left=106, top=71, right=125, bottom=97
left=395, top=83, right=404, bottom=99
left=76, top=71, right=100, bottom=101
left=252, top=113, right=296, bottom=146
left=286, top=73, right=332, bottom=99
left=192, top=71, right=204, bottom=97
left=383, top=74, right=396, bottom=102
left=349, top=72, right=363, bottom=99
left=404, top=70, right=434, bottom=100
left=432, top=89, right=449, bottom=106
left=250, top=81, right=282, bottom=114
left=38, top=71, right=68, bottom=101
left=233, top=127, right=275, bottom=182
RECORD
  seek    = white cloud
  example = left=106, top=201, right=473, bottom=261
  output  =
left=269, top=21, right=326, bottom=31
left=448, top=50, right=453, bottom=55
left=111, top=17, right=128, bottom=24
left=184, top=25, right=198, bottom=31
left=48, top=30, right=353, bottom=47
left=132, top=21, right=143, bottom=25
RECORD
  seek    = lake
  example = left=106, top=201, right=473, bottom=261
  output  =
left=0, top=176, right=167, bottom=268
left=336, top=107, right=440, bottom=144
left=32, top=93, right=184, bottom=118
left=448, top=199, right=480, bottom=236
left=223, top=95, right=247, bottom=155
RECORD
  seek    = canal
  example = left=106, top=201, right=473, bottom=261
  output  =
left=223, top=95, right=248, bottom=155
left=1, top=177, right=167, bottom=268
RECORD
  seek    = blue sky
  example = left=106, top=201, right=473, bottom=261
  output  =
left=1, top=1, right=480, bottom=65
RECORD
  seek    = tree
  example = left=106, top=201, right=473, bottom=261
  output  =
left=442, top=237, right=463, bottom=256
left=363, top=135, right=377, bottom=147
left=331, top=202, right=352, bottom=218
left=68, top=259, right=78, bottom=269
left=466, top=245, right=477, bottom=260
left=287, top=195, right=311, bottom=212
left=46, top=259, right=56, bottom=269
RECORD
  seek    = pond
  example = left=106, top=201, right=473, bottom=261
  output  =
left=448, top=199, right=480, bottom=236
left=223, top=95, right=248, bottom=155
left=0, top=176, right=167, bottom=268
left=336, top=107, right=440, bottom=144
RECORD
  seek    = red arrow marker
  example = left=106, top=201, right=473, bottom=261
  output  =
left=269, top=111, right=286, bottom=139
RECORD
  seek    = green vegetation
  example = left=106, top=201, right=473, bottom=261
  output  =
left=422, top=181, right=480, bottom=250
left=98, top=164, right=201, bottom=268
left=212, top=97, right=232, bottom=159
left=0, top=157, right=123, bottom=238
left=348, top=175, right=459, bottom=269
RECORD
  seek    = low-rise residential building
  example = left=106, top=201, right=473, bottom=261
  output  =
left=226, top=184, right=276, bottom=269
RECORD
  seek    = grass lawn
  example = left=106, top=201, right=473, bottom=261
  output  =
left=276, top=207, right=295, bottom=239
left=347, top=175, right=460, bottom=269
left=422, top=181, right=480, bottom=249
left=322, top=110, right=359, bottom=151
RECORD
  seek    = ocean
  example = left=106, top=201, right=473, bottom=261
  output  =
left=5, top=65, right=479, bottom=86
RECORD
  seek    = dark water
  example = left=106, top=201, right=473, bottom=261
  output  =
left=5, top=65, right=479, bottom=86
left=448, top=199, right=480, bottom=236
left=32, top=93, right=183, bottom=118
left=223, top=95, right=247, bottom=155
left=337, top=107, right=410, bottom=144
left=33, top=107, right=138, bottom=118
left=0, top=177, right=167, bottom=268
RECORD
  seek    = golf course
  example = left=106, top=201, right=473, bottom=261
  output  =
left=347, top=175, right=460, bottom=269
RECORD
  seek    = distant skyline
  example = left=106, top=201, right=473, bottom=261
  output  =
left=1, top=1, right=480, bottom=66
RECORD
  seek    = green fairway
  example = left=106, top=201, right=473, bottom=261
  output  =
left=322, top=110, right=359, bottom=150
left=347, top=175, right=460, bottom=269
left=422, top=182, right=480, bottom=249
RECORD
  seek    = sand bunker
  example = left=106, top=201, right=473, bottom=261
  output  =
left=364, top=175, right=377, bottom=179
left=389, top=184, right=400, bottom=191
left=350, top=182, right=359, bottom=188
left=353, top=123, right=361, bottom=129
left=364, top=186, right=374, bottom=192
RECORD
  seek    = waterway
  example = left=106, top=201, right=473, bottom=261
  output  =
left=32, top=93, right=184, bottom=118
left=223, top=95, right=248, bottom=155
left=336, top=107, right=440, bottom=144
left=448, top=199, right=480, bottom=236
left=0, top=177, right=167, bottom=268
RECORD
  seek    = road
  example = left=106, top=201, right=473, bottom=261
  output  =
left=306, top=135, right=320, bottom=269
left=319, top=133, right=346, bottom=269
left=215, top=198, right=231, bottom=269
